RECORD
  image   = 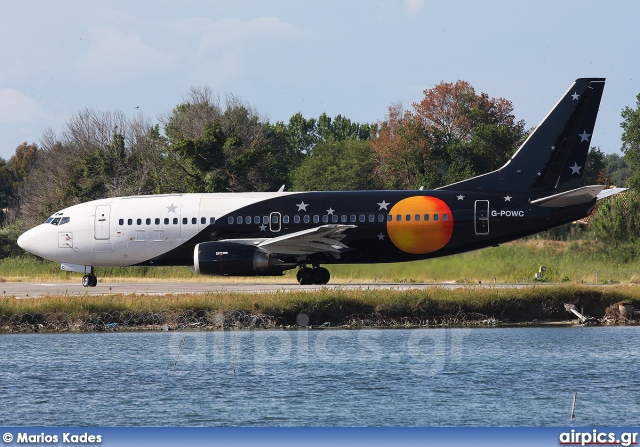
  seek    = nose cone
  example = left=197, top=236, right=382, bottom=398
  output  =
left=17, top=227, right=40, bottom=255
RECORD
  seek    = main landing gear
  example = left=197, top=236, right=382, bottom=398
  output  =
left=296, top=266, right=330, bottom=285
left=82, top=274, right=98, bottom=287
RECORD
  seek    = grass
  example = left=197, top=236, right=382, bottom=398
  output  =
left=1, top=285, right=639, bottom=332
left=2, top=238, right=640, bottom=285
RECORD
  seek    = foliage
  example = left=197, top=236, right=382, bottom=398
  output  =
left=591, top=190, right=640, bottom=249
left=621, top=92, right=640, bottom=188
left=371, top=81, right=526, bottom=189
left=604, top=153, right=632, bottom=187
left=290, top=140, right=382, bottom=191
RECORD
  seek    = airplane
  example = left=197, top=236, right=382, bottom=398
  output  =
left=17, top=78, right=624, bottom=287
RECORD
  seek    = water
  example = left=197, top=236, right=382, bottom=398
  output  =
left=0, top=327, right=638, bottom=426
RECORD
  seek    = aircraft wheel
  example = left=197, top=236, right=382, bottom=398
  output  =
left=313, top=267, right=330, bottom=285
left=82, top=274, right=98, bottom=287
left=296, top=267, right=314, bottom=285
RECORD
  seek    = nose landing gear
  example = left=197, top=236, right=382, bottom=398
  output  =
left=296, top=266, right=330, bottom=285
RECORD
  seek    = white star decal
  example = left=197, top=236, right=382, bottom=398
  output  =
left=551, top=145, right=555, bottom=151
left=377, top=200, right=390, bottom=210
left=569, top=162, right=582, bottom=175
left=578, top=130, right=591, bottom=142
left=456, top=195, right=465, bottom=201
left=327, top=207, right=335, bottom=215
left=504, top=195, right=512, bottom=202
left=259, top=224, right=267, bottom=231
left=377, top=233, right=386, bottom=241
left=571, top=92, right=579, bottom=101
left=296, top=201, right=308, bottom=211
left=166, top=203, right=178, bottom=213
left=537, top=172, right=542, bottom=176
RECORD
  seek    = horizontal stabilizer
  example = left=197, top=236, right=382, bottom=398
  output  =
left=596, top=187, right=627, bottom=200
left=530, top=185, right=605, bottom=208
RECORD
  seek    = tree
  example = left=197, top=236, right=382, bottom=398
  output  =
left=591, top=190, right=640, bottom=251
left=583, top=147, right=606, bottom=186
left=291, top=140, right=382, bottom=191
left=620, top=92, right=640, bottom=188
left=372, top=80, right=525, bottom=190
left=164, top=89, right=293, bottom=193
left=604, top=153, right=632, bottom=187
left=16, top=110, right=171, bottom=228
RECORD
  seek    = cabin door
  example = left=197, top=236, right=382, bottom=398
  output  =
left=94, top=205, right=111, bottom=240
left=269, top=212, right=281, bottom=232
left=474, top=200, right=489, bottom=235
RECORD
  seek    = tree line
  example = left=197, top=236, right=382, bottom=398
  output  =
left=1, top=81, right=639, bottom=256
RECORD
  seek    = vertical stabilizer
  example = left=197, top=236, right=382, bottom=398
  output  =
left=440, top=78, right=605, bottom=194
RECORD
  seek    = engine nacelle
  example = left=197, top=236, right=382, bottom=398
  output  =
left=194, top=241, right=287, bottom=276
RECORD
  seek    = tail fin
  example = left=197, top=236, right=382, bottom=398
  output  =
left=440, top=78, right=605, bottom=195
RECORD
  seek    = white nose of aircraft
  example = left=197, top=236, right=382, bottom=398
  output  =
left=17, top=226, right=42, bottom=257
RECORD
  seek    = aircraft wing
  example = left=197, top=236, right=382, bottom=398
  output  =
left=257, top=224, right=356, bottom=256
left=596, top=187, right=627, bottom=200
left=219, top=224, right=357, bottom=257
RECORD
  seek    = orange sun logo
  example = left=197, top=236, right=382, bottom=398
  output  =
left=386, top=196, right=454, bottom=254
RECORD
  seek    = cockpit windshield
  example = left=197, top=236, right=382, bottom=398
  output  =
left=45, top=214, right=70, bottom=225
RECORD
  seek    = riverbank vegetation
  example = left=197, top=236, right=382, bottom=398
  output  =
left=1, top=285, right=638, bottom=333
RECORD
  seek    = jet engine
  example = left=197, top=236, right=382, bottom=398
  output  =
left=194, top=241, right=291, bottom=276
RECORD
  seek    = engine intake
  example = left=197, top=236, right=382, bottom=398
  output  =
left=194, top=241, right=288, bottom=276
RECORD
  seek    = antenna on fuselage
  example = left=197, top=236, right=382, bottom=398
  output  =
left=278, top=185, right=285, bottom=192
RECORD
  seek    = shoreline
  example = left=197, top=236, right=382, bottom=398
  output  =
left=1, top=285, right=639, bottom=333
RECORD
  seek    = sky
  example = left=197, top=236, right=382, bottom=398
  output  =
left=0, top=0, right=638, bottom=161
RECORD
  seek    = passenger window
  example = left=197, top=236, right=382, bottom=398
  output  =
left=228, top=217, right=234, bottom=224
left=237, top=216, right=243, bottom=224
left=119, top=219, right=124, bottom=226
left=173, top=218, right=178, bottom=225
left=443, top=214, right=449, bottom=221
left=378, top=214, right=384, bottom=222
left=155, top=218, right=160, bottom=225
left=322, top=215, right=328, bottom=223
left=245, top=216, right=251, bottom=224
left=183, top=217, right=188, bottom=224
left=210, top=217, right=216, bottom=224
left=60, top=217, right=70, bottom=225
left=146, top=218, right=151, bottom=225
left=434, top=214, right=439, bottom=221
left=303, top=215, right=310, bottom=223
left=396, top=215, right=401, bottom=222
left=332, top=215, right=338, bottom=223
left=387, top=215, right=393, bottom=222
left=341, top=215, right=347, bottom=223
left=283, top=215, right=289, bottom=224
left=201, top=217, right=206, bottom=225
left=193, top=218, right=198, bottom=225
left=313, top=215, right=319, bottom=223
left=254, top=216, right=260, bottom=224
left=406, top=214, right=411, bottom=222
left=350, top=215, right=356, bottom=223
left=359, top=215, right=365, bottom=222
left=415, top=214, right=420, bottom=221
left=272, top=215, right=279, bottom=224
left=128, top=219, right=133, bottom=225
left=369, top=214, right=375, bottom=222
left=263, top=216, right=269, bottom=224
left=424, top=214, right=430, bottom=221
left=164, top=218, right=169, bottom=225
left=294, top=215, right=300, bottom=223
left=137, top=218, right=142, bottom=225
